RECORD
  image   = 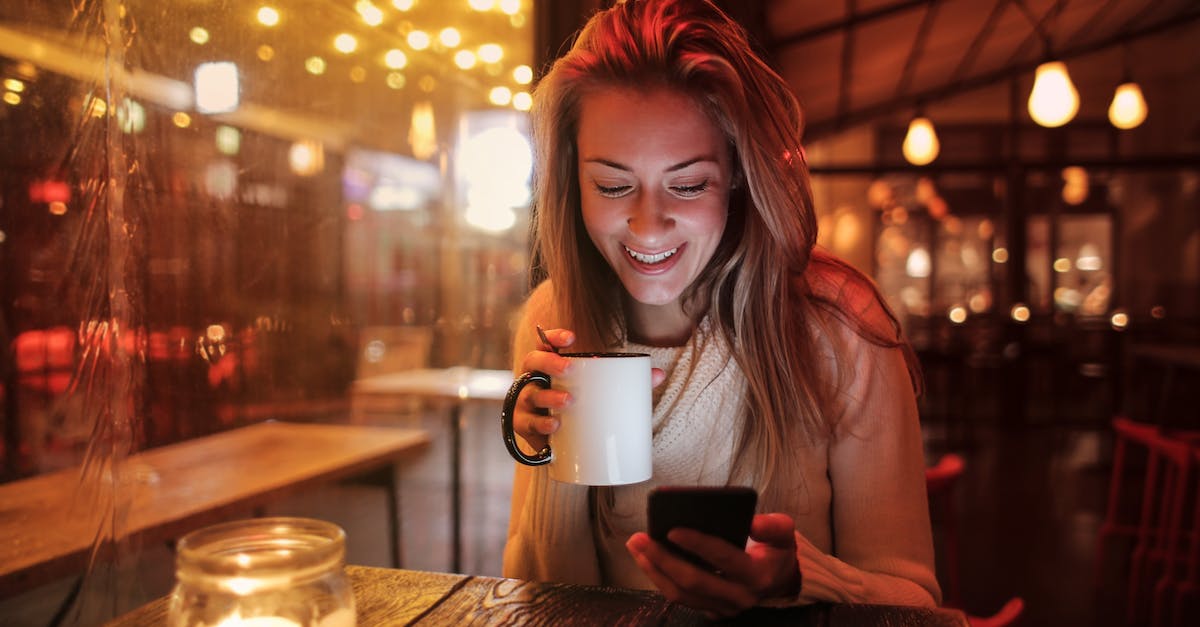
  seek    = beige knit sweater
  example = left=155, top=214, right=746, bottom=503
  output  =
left=503, top=279, right=941, bottom=608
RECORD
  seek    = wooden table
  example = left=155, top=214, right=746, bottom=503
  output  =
left=0, top=421, right=429, bottom=597
left=105, top=565, right=970, bottom=626
left=352, top=367, right=512, bottom=572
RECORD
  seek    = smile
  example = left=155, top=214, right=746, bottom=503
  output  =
left=624, top=245, right=678, bottom=265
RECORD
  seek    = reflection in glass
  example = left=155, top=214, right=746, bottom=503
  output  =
left=1, top=0, right=534, bottom=618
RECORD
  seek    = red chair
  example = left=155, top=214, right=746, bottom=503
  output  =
left=926, top=453, right=965, bottom=607
left=967, top=597, right=1025, bottom=627
left=1104, top=419, right=1198, bottom=626
left=925, top=454, right=1024, bottom=625
left=1095, top=416, right=1164, bottom=588
left=1156, top=443, right=1200, bottom=627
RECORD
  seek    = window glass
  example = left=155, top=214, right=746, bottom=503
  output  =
left=0, top=0, right=533, bottom=616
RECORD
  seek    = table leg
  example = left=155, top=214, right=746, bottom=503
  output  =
left=386, top=464, right=403, bottom=569
left=451, top=402, right=463, bottom=573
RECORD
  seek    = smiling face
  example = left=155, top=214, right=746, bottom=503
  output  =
left=576, top=87, right=734, bottom=341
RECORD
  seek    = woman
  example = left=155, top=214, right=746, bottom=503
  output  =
left=504, top=0, right=940, bottom=616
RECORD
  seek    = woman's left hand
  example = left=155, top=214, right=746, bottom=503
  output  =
left=625, top=513, right=802, bottom=618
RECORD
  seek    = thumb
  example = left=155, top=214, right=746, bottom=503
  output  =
left=750, top=513, right=796, bottom=547
left=651, top=367, right=667, bottom=386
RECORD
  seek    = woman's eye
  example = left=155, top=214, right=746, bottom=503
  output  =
left=594, top=183, right=632, bottom=198
left=671, top=180, right=709, bottom=197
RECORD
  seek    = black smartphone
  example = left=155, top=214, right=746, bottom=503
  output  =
left=646, top=485, right=757, bottom=570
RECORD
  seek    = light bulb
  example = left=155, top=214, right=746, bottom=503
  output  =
left=902, top=117, right=939, bottom=166
left=1028, top=61, right=1079, bottom=128
left=1108, top=82, right=1147, bottom=129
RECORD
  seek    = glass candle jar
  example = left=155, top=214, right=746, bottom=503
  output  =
left=168, top=517, right=356, bottom=627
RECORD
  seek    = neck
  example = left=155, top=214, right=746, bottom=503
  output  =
left=624, top=299, right=696, bottom=347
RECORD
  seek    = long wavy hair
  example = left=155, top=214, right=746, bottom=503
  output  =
left=530, top=0, right=914, bottom=508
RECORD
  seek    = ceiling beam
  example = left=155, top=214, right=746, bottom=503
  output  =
left=947, top=0, right=1012, bottom=86
left=768, top=0, right=935, bottom=51
left=836, top=0, right=857, bottom=121
left=894, top=0, right=942, bottom=100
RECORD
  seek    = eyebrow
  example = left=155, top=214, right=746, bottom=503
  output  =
left=584, top=156, right=716, bottom=172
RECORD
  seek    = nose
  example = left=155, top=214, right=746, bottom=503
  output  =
left=626, top=190, right=674, bottom=242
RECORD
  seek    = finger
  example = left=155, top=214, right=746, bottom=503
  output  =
left=636, top=533, right=753, bottom=613
left=539, top=327, right=576, bottom=351
left=522, top=349, right=573, bottom=376
left=651, top=367, right=667, bottom=386
left=626, top=536, right=745, bottom=616
left=527, top=387, right=572, bottom=413
left=666, top=528, right=758, bottom=589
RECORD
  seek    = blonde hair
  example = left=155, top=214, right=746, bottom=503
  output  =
left=530, top=0, right=916, bottom=508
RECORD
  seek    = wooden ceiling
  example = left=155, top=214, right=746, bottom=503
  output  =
left=547, top=1, right=1200, bottom=146
left=756, top=0, right=1200, bottom=140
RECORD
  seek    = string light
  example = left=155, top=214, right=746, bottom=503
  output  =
left=256, top=7, right=280, bottom=27
left=384, top=49, right=408, bottom=69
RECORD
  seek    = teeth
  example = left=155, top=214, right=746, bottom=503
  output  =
left=624, top=246, right=677, bottom=264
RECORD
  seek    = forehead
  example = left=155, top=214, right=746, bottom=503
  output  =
left=575, top=86, right=727, bottom=157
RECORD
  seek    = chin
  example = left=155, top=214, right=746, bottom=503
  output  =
left=622, top=284, right=685, bottom=307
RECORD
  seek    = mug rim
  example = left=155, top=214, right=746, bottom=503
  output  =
left=559, top=351, right=650, bottom=358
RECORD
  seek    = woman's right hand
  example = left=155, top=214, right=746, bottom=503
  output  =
left=511, top=327, right=577, bottom=454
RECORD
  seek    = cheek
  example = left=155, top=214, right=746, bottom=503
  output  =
left=690, top=201, right=730, bottom=242
left=579, top=201, right=612, bottom=253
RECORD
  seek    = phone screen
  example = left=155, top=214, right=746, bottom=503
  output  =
left=646, top=486, right=757, bottom=570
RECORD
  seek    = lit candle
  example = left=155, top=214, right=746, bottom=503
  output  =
left=213, top=613, right=300, bottom=627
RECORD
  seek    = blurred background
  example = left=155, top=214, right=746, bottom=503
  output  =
left=1, top=0, right=1197, bottom=625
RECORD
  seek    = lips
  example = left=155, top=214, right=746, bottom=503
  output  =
left=622, top=244, right=684, bottom=274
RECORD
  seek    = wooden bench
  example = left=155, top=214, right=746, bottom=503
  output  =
left=0, top=421, right=429, bottom=597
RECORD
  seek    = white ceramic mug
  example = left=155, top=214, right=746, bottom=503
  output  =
left=501, top=352, right=653, bottom=485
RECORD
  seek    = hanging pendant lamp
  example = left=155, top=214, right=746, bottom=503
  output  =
left=1028, top=61, right=1079, bottom=128
left=902, top=116, right=940, bottom=166
left=1108, top=82, right=1148, bottom=129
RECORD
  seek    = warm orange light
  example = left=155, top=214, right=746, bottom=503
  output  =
left=356, top=1, right=384, bottom=26
left=407, top=31, right=431, bottom=50
left=189, top=27, right=210, bottom=45
left=334, top=33, right=358, bottom=54
left=439, top=28, right=462, bottom=48
left=1108, top=82, right=1147, bottom=129
left=512, top=91, right=532, bottom=111
left=384, top=49, right=408, bottom=69
left=454, top=51, right=476, bottom=69
left=256, top=6, right=280, bottom=27
left=478, top=44, right=503, bottom=64
left=902, top=117, right=939, bottom=166
left=489, top=86, right=513, bottom=106
left=1028, top=61, right=1079, bottom=128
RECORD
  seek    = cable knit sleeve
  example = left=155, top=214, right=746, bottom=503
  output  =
left=786, top=322, right=941, bottom=607
left=502, top=281, right=604, bottom=584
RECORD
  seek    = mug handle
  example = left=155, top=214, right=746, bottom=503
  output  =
left=500, top=371, right=553, bottom=466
